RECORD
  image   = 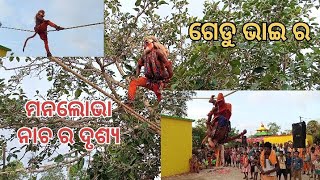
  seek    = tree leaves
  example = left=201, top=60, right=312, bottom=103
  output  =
left=173, top=0, right=320, bottom=90
left=135, top=0, right=141, bottom=6
left=158, top=0, right=168, bottom=5
left=75, top=89, right=82, bottom=98
left=267, top=122, right=281, bottom=135
left=54, top=154, right=64, bottom=163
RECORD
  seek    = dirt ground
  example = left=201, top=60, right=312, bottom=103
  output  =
left=162, top=166, right=313, bottom=180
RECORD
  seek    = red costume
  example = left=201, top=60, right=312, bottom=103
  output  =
left=205, top=93, right=246, bottom=167
left=206, top=93, right=246, bottom=146
left=207, top=93, right=232, bottom=140
left=23, top=10, right=64, bottom=57
left=127, top=40, right=173, bottom=104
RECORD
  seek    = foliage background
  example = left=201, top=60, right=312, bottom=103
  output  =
left=0, top=0, right=320, bottom=179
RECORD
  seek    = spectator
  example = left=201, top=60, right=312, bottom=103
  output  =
left=231, top=147, right=237, bottom=167
left=286, top=151, right=292, bottom=180
left=277, top=151, right=287, bottom=180
left=302, top=149, right=311, bottom=175
left=292, top=151, right=303, bottom=180
left=250, top=151, right=260, bottom=180
left=242, top=151, right=251, bottom=180
left=313, top=154, right=320, bottom=179
left=258, top=142, right=279, bottom=180
left=310, top=146, right=318, bottom=178
left=249, top=145, right=255, bottom=179
left=237, top=151, right=242, bottom=169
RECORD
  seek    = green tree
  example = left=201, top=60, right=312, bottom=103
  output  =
left=267, top=122, right=281, bottom=135
left=173, top=0, right=320, bottom=90
left=0, top=160, right=27, bottom=180
left=0, top=0, right=193, bottom=178
left=307, top=120, right=320, bottom=143
left=307, top=120, right=319, bottom=135
left=192, top=118, right=207, bottom=149
left=281, top=129, right=292, bottom=135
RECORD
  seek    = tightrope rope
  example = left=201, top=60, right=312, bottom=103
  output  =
left=47, top=22, right=104, bottom=32
left=0, top=27, right=34, bottom=32
left=0, top=22, right=104, bottom=33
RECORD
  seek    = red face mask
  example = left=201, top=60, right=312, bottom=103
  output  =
left=144, top=41, right=154, bottom=54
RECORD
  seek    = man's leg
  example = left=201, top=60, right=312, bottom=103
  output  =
left=38, top=33, right=51, bottom=57
left=251, top=166, right=254, bottom=179
left=127, top=77, right=148, bottom=103
left=149, top=81, right=162, bottom=102
left=283, top=169, right=288, bottom=180
left=221, top=145, right=225, bottom=166
left=36, top=23, right=51, bottom=57
left=297, top=170, right=302, bottom=180
left=292, top=170, right=297, bottom=180
left=215, top=145, right=222, bottom=167
left=45, top=20, right=64, bottom=30
left=208, top=137, right=217, bottom=149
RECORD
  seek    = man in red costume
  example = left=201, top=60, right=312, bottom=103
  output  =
left=125, top=36, right=173, bottom=106
left=204, top=93, right=246, bottom=167
left=205, top=93, right=246, bottom=149
left=23, top=10, right=64, bottom=57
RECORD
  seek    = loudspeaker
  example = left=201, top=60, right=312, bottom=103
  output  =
left=242, top=136, right=247, bottom=146
left=292, top=121, right=306, bottom=148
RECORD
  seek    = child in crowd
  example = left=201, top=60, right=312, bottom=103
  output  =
left=242, top=151, right=251, bottom=179
left=286, top=151, right=292, bottom=180
left=232, top=147, right=237, bottom=167
left=237, top=152, right=242, bottom=169
left=313, top=154, right=320, bottom=180
left=251, top=151, right=260, bottom=180
left=292, top=151, right=303, bottom=180
left=277, top=151, right=287, bottom=180
left=302, top=149, right=311, bottom=175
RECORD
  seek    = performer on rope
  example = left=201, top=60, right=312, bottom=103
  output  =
left=23, top=10, right=64, bottom=57
left=204, top=93, right=247, bottom=149
left=125, top=36, right=173, bottom=106
left=202, top=93, right=246, bottom=167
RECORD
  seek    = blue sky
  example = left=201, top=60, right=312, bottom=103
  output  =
left=186, top=91, right=320, bottom=136
left=0, top=0, right=104, bottom=57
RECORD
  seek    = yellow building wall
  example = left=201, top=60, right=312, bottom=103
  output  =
left=161, top=115, right=193, bottom=178
left=264, top=134, right=313, bottom=145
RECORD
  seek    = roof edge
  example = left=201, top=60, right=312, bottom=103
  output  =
left=161, top=114, right=194, bottom=122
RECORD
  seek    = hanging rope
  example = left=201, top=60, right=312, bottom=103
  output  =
left=163, top=90, right=238, bottom=100
left=192, top=90, right=238, bottom=99
left=47, top=22, right=103, bottom=32
left=0, top=22, right=104, bottom=33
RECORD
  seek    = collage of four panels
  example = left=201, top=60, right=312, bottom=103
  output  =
left=1, top=0, right=320, bottom=179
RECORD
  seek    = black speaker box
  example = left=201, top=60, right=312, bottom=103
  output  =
left=292, top=121, right=306, bottom=148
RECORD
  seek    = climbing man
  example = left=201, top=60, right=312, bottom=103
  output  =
left=23, top=10, right=64, bottom=57
left=125, top=36, right=173, bottom=106
left=204, top=93, right=246, bottom=150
